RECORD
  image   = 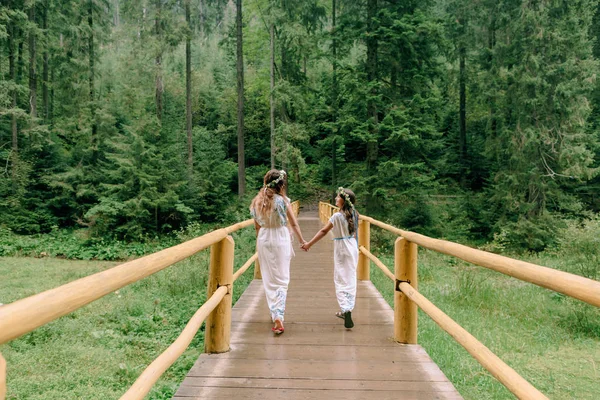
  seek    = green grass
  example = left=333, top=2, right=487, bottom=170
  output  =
left=0, top=228, right=257, bottom=400
left=368, top=230, right=600, bottom=400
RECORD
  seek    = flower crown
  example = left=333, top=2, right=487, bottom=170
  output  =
left=266, top=170, right=287, bottom=188
left=337, top=187, right=354, bottom=209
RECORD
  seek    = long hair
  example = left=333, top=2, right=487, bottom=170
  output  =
left=338, top=188, right=357, bottom=235
left=250, top=169, right=288, bottom=220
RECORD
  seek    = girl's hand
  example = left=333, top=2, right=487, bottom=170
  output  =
left=300, top=242, right=310, bottom=251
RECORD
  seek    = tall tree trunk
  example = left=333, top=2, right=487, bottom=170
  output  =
left=89, top=0, right=98, bottom=163
left=488, top=9, right=497, bottom=144
left=280, top=38, right=287, bottom=171
left=331, top=0, right=337, bottom=200
left=29, top=4, right=37, bottom=120
left=303, top=56, right=306, bottom=76
left=9, top=17, right=18, bottom=179
left=17, top=29, right=24, bottom=86
left=199, top=0, right=206, bottom=38
left=50, top=63, right=54, bottom=124
left=155, top=0, right=163, bottom=121
left=390, top=60, right=397, bottom=92
left=43, top=0, right=49, bottom=122
left=366, top=0, right=378, bottom=212
left=16, top=26, right=24, bottom=153
left=186, top=0, right=193, bottom=178
left=270, top=21, right=275, bottom=169
left=114, top=0, right=120, bottom=26
left=458, top=16, right=467, bottom=188
left=236, top=0, right=246, bottom=197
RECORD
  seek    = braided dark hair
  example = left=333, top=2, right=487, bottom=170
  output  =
left=337, top=188, right=357, bottom=235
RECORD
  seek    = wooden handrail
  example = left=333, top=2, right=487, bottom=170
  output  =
left=0, top=202, right=302, bottom=398
left=321, top=200, right=555, bottom=397
left=122, top=201, right=298, bottom=396
left=120, top=286, right=228, bottom=400
left=233, top=253, right=258, bottom=282
left=321, top=204, right=549, bottom=398
left=321, top=199, right=600, bottom=306
left=354, top=237, right=547, bottom=398
left=398, top=281, right=548, bottom=400
left=359, top=215, right=600, bottom=308
left=359, top=246, right=395, bottom=281
left=0, top=225, right=251, bottom=345
left=319, top=201, right=339, bottom=224
left=224, top=219, right=255, bottom=234
left=0, top=353, right=5, bottom=400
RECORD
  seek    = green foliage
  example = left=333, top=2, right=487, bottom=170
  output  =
left=188, top=126, right=237, bottom=222
left=491, top=213, right=563, bottom=253
left=480, top=1, right=599, bottom=248
left=2, top=0, right=600, bottom=251
left=0, top=226, right=175, bottom=260
left=85, top=118, right=192, bottom=239
left=557, top=217, right=600, bottom=280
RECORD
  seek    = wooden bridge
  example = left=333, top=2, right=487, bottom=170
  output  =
left=1, top=202, right=599, bottom=400
left=173, top=211, right=459, bottom=399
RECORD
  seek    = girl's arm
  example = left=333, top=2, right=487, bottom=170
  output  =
left=254, top=220, right=261, bottom=236
left=303, top=221, right=333, bottom=250
left=286, top=206, right=306, bottom=244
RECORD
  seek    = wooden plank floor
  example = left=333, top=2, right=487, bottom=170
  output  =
left=173, top=210, right=462, bottom=399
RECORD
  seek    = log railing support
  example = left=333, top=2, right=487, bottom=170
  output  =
left=394, top=237, right=418, bottom=344
left=0, top=352, right=6, bottom=400
left=253, top=242, right=262, bottom=280
left=204, top=235, right=234, bottom=353
left=357, top=219, right=370, bottom=280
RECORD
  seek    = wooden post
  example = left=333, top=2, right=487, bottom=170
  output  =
left=253, top=242, right=262, bottom=280
left=205, top=235, right=234, bottom=353
left=0, top=352, right=6, bottom=400
left=395, top=237, right=418, bottom=344
left=357, top=219, right=370, bottom=280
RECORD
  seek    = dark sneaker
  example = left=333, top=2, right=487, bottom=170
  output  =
left=344, top=311, right=354, bottom=329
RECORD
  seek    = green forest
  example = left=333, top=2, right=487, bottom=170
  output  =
left=3, top=0, right=600, bottom=252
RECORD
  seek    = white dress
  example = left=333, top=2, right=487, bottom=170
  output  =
left=251, top=195, right=291, bottom=322
left=329, top=212, right=359, bottom=313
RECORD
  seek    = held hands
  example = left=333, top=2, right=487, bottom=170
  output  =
left=300, top=241, right=311, bottom=252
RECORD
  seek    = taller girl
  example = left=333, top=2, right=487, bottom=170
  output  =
left=302, top=188, right=359, bottom=329
left=250, top=170, right=306, bottom=335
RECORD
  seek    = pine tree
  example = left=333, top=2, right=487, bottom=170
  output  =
left=486, top=0, right=599, bottom=250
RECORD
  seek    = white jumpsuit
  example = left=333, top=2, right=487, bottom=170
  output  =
left=252, top=195, right=292, bottom=322
left=329, top=212, right=359, bottom=313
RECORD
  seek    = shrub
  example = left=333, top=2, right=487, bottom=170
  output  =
left=557, top=217, right=600, bottom=280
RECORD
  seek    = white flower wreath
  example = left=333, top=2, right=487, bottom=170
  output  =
left=266, top=170, right=287, bottom=188
left=336, top=187, right=354, bottom=209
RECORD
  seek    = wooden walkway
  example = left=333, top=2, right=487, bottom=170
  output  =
left=174, top=211, right=462, bottom=399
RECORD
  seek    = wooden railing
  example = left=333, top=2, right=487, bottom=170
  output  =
left=319, top=201, right=600, bottom=400
left=0, top=354, right=5, bottom=400
left=0, top=201, right=299, bottom=400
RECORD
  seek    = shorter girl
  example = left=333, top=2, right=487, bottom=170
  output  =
left=301, top=188, right=359, bottom=329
